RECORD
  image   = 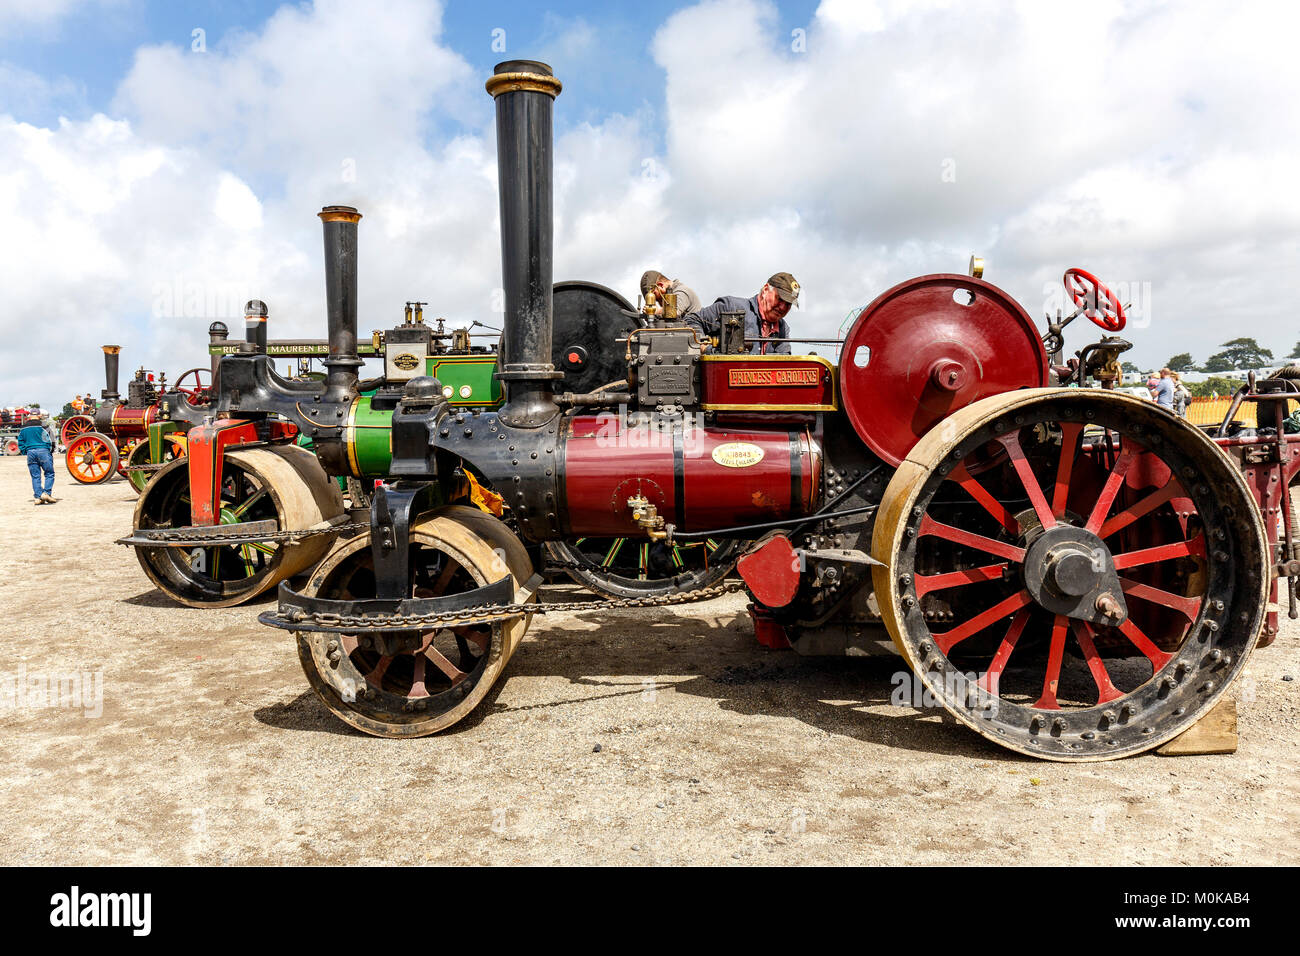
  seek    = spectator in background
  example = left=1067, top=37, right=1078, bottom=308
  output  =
left=1170, top=372, right=1191, bottom=418
left=1146, top=372, right=1160, bottom=401
left=18, top=409, right=57, bottom=504
left=1154, top=367, right=1176, bottom=411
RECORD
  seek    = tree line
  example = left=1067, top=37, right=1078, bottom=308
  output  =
left=1115, top=337, right=1293, bottom=398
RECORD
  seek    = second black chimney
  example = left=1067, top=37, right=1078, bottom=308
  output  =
left=102, top=345, right=121, bottom=401
left=487, top=60, right=562, bottom=428
left=318, top=206, right=363, bottom=403
left=243, top=300, right=268, bottom=353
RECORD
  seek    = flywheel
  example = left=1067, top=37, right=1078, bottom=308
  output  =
left=871, top=388, right=1268, bottom=760
left=840, top=274, right=1048, bottom=466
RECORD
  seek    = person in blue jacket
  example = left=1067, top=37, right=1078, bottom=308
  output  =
left=18, top=410, right=58, bottom=504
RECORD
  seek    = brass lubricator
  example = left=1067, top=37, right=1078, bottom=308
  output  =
left=627, top=494, right=667, bottom=541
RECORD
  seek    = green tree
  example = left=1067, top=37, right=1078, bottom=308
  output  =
left=1165, top=352, right=1195, bottom=372
left=1201, top=337, right=1273, bottom=372
left=1186, top=376, right=1241, bottom=398
left=1121, top=361, right=1141, bottom=374
left=1289, top=341, right=1300, bottom=359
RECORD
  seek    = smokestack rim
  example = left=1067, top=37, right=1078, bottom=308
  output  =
left=318, top=205, right=362, bottom=223
left=102, top=345, right=122, bottom=354
left=486, top=60, right=561, bottom=99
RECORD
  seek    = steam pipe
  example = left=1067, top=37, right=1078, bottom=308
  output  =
left=487, top=60, right=563, bottom=427
left=319, top=205, right=363, bottom=404
left=102, top=345, right=121, bottom=401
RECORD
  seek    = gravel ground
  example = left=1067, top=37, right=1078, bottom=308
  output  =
left=2, top=456, right=1298, bottom=866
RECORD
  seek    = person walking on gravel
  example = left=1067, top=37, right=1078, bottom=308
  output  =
left=18, top=410, right=58, bottom=504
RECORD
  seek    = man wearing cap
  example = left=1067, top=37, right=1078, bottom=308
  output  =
left=18, top=409, right=58, bottom=505
left=640, top=271, right=702, bottom=319
left=688, top=273, right=800, bottom=354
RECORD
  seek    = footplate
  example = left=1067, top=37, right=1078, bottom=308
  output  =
left=259, top=574, right=530, bottom=633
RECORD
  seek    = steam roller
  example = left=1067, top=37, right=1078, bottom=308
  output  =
left=146, top=57, right=1291, bottom=760
left=131, top=442, right=345, bottom=608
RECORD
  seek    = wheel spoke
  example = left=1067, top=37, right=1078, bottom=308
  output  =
left=423, top=645, right=467, bottom=685
left=950, top=464, right=1020, bottom=533
left=1116, top=617, right=1173, bottom=671
left=409, top=654, right=429, bottom=698
left=1118, top=577, right=1203, bottom=621
left=977, top=607, right=1030, bottom=696
left=1071, top=620, right=1124, bottom=704
left=918, top=514, right=1026, bottom=562
left=364, top=655, right=393, bottom=685
left=914, top=562, right=1008, bottom=598
left=1083, top=443, right=1138, bottom=533
left=933, top=589, right=1033, bottom=654
left=996, top=431, right=1055, bottom=530
left=1098, top=480, right=1182, bottom=538
left=1111, top=535, right=1206, bottom=570
left=232, top=486, right=269, bottom=518
left=1051, top=422, right=1084, bottom=518
left=601, top=538, right=625, bottom=568
left=1032, top=615, right=1070, bottom=710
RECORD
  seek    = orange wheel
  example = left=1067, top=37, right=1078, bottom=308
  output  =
left=60, top=415, right=94, bottom=445
left=65, top=432, right=119, bottom=484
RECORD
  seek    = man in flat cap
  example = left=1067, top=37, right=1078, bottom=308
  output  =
left=688, top=272, right=800, bottom=354
left=639, top=270, right=703, bottom=320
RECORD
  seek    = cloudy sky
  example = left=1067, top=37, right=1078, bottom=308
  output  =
left=2, top=0, right=1297, bottom=409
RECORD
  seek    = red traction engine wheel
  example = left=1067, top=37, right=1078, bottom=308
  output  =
left=65, top=432, right=119, bottom=484
left=871, top=388, right=1267, bottom=760
left=60, top=415, right=95, bottom=446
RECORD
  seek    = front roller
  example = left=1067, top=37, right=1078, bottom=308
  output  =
left=131, top=444, right=345, bottom=607
left=871, top=388, right=1268, bottom=760
left=293, top=507, right=536, bottom=738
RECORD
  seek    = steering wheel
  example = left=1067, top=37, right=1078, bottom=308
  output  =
left=1063, top=267, right=1125, bottom=331
left=173, top=367, right=212, bottom=405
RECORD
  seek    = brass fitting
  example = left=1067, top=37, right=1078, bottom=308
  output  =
left=628, top=494, right=667, bottom=541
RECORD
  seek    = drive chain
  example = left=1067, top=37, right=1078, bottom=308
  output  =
left=274, top=579, right=747, bottom=632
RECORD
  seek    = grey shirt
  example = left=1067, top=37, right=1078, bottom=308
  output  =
left=661, top=280, right=702, bottom=318
left=688, top=295, right=791, bottom=354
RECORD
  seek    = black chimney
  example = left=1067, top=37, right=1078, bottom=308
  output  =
left=318, top=206, right=363, bottom=403
left=243, top=300, right=268, bottom=353
left=487, top=60, right=562, bottom=427
left=208, top=321, right=229, bottom=380
left=102, top=345, right=121, bottom=401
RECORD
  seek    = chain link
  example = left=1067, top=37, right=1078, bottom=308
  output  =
left=129, top=521, right=369, bottom=546
left=275, top=579, right=747, bottom=632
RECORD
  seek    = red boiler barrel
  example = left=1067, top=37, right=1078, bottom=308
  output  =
left=105, top=404, right=158, bottom=439
left=560, top=414, right=820, bottom=536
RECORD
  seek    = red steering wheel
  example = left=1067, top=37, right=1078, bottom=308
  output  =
left=1063, top=268, right=1125, bottom=331
left=173, top=367, right=212, bottom=405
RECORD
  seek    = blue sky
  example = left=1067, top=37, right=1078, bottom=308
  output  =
left=1, top=0, right=819, bottom=144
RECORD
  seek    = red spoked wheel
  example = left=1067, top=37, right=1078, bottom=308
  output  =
left=65, top=432, right=120, bottom=484
left=172, top=368, right=212, bottom=405
left=1063, top=267, right=1126, bottom=331
left=3, top=438, right=19, bottom=456
left=60, top=415, right=95, bottom=445
left=872, top=388, right=1267, bottom=760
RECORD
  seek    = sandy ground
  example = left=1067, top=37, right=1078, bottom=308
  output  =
left=1, top=455, right=1297, bottom=866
